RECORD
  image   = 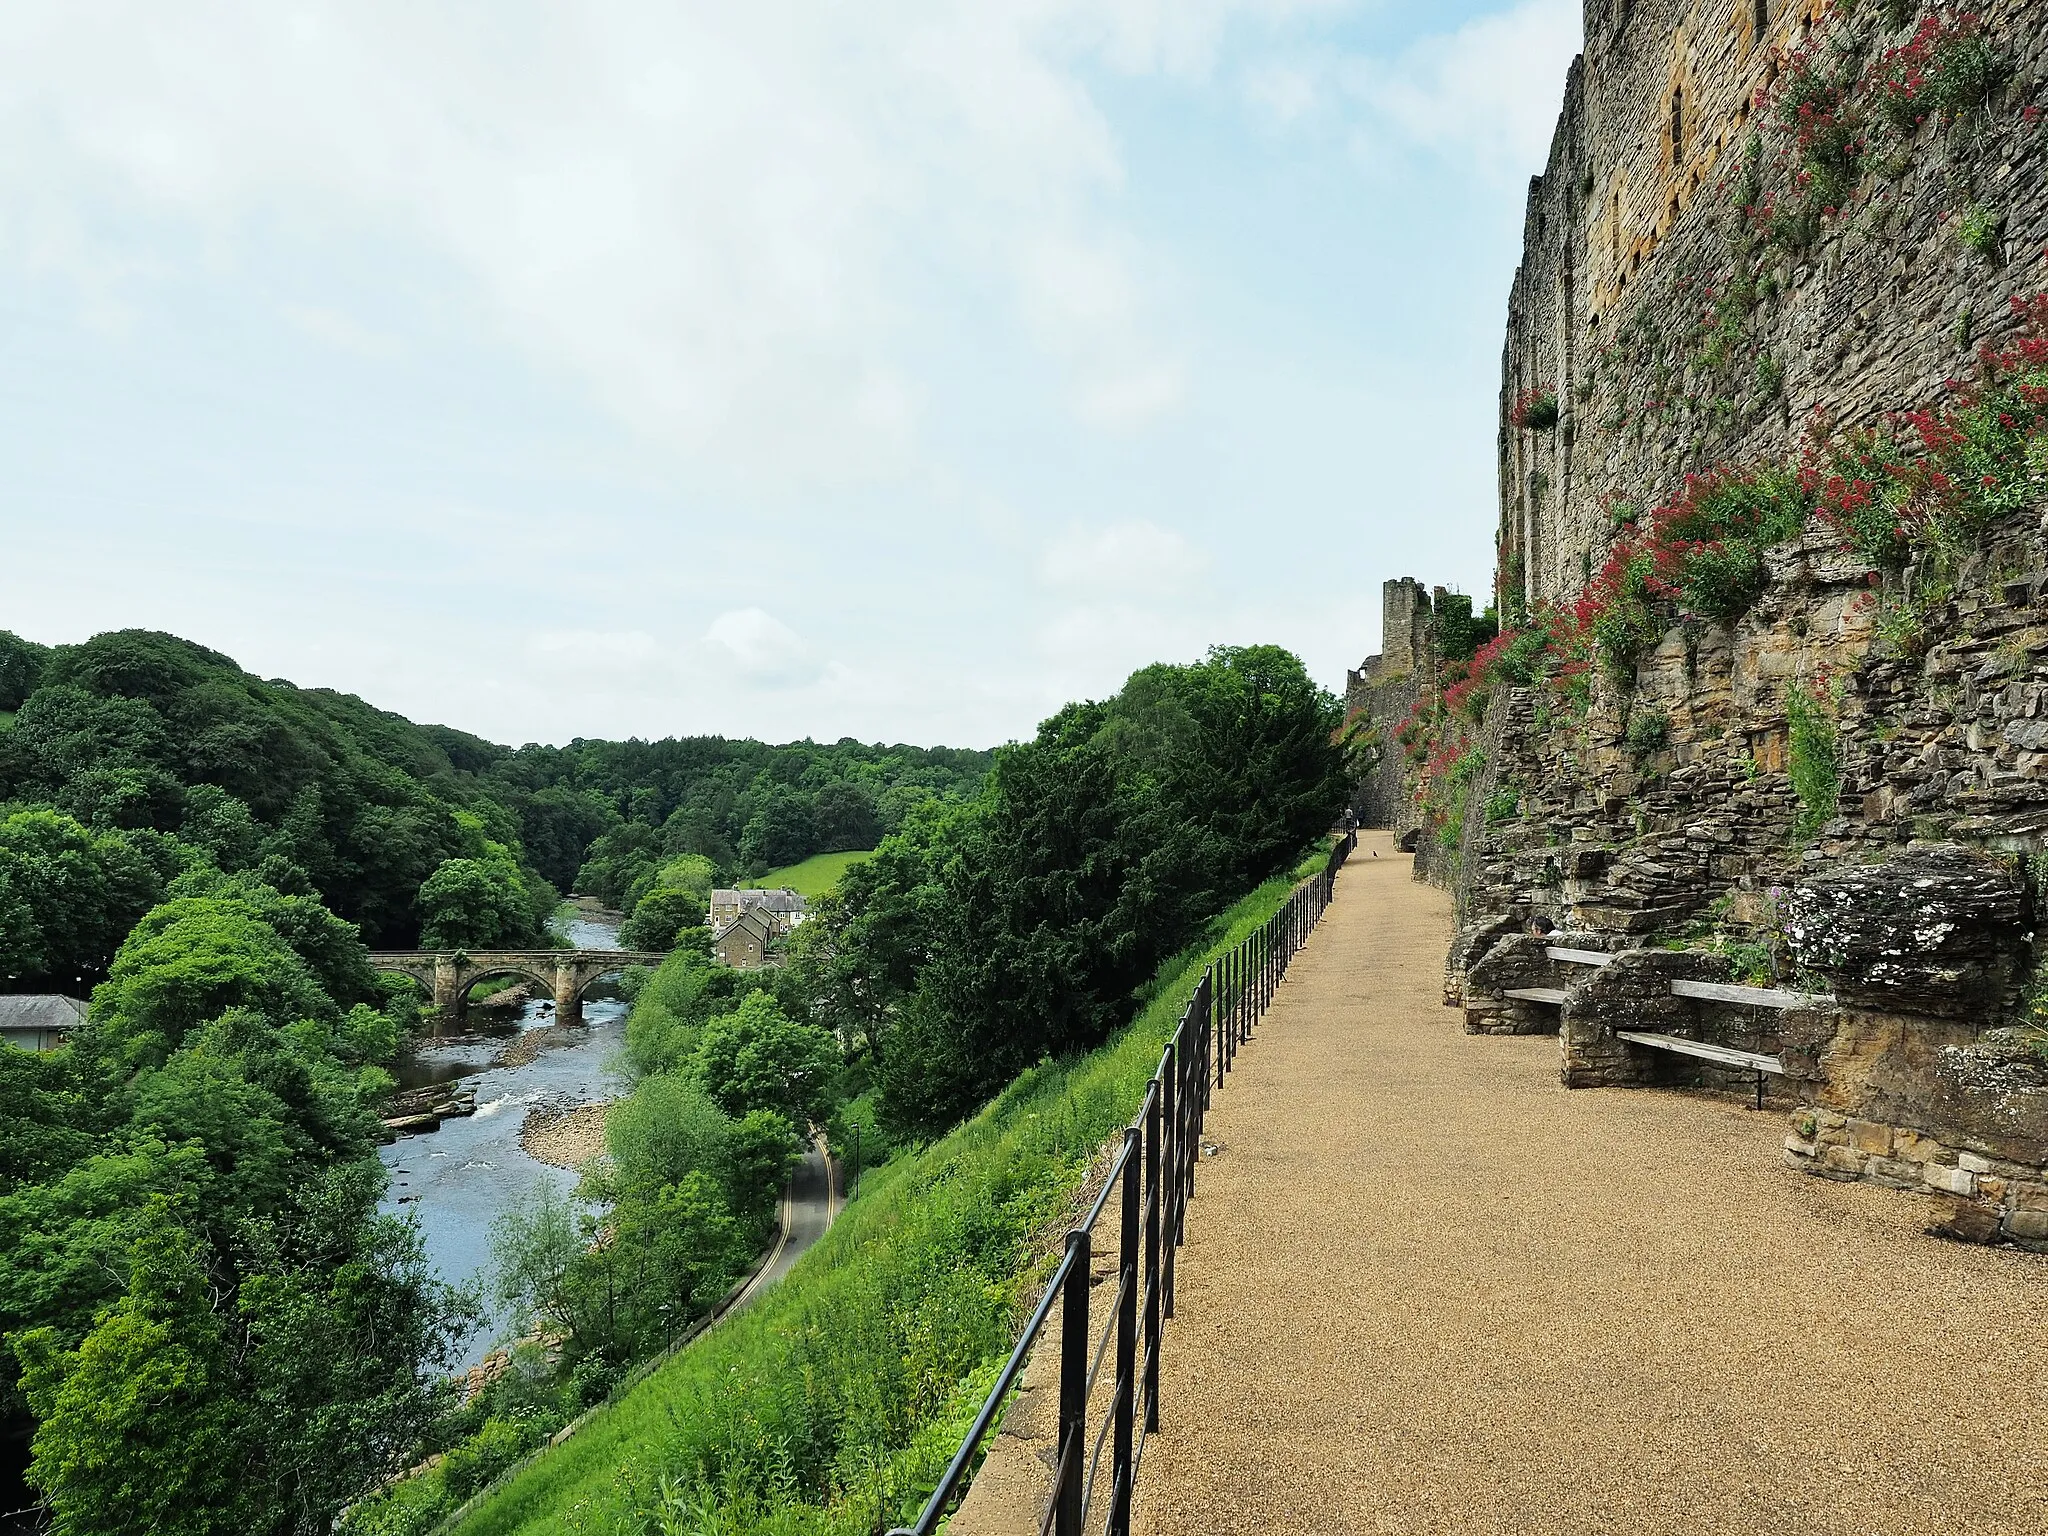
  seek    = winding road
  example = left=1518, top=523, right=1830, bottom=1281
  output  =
left=732, top=1141, right=838, bottom=1311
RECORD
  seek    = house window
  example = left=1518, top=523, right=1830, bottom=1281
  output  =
left=1670, top=85, right=1685, bottom=165
left=1754, top=0, right=1769, bottom=39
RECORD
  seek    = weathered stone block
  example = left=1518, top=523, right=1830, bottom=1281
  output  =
left=1784, top=844, right=2032, bottom=1016
left=1922, top=1164, right=1977, bottom=1197
left=1847, top=1119, right=1892, bottom=1156
left=1892, top=1128, right=1946, bottom=1164
left=1820, top=1145, right=1864, bottom=1177
left=1866, top=1158, right=1923, bottom=1189
left=1938, top=1198, right=2002, bottom=1245
left=2003, top=1209, right=2048, bottom=1242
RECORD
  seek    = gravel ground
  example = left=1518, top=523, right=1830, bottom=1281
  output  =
left=518, top=1100, right=610, bottom=1168
left=1131, top=832, right=2048, bottom=1536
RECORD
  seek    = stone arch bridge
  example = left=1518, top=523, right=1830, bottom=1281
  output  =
left=367, top=949, right=667, bottom=1024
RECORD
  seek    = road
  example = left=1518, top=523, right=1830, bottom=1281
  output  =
left=731, top=1139, right=837, bottom=1310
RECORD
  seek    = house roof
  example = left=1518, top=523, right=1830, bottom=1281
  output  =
left=710, top=888, right=807, bottom=914
left=713, top=908, right=780, bottom=946
left=0, top=995, right=89, bottom=1031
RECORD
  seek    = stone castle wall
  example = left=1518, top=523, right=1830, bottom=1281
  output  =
left=1503, top=0, right=2048, bottom=610
left=1432, top=0, right=2048, bottom=1248
left=1345, top=578, right=1437, bottom=835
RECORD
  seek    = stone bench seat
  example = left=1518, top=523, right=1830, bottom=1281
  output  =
left=1503, top=986, right=1571, bottom=1004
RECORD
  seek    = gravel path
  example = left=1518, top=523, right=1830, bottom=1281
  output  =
left=1132, top=832, right=2048, bottom=1536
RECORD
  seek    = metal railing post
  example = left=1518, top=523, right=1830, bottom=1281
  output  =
left=1143, top=1084, right=1161, bottom=1433
left=1161, top=1040, right=1178, bottom=1319
left=1055, top=1230, right=1090, bottom=1536
left=1110, top=1128, right=1141, bottom=1536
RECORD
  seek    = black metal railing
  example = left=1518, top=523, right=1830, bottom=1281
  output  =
left=889, top=830, right=1356, bottom=1536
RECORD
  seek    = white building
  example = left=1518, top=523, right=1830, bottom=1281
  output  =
left=0, top=994, right=88, bottom=1052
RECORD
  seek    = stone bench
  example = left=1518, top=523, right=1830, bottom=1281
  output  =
left=1559, top=949, right=1832, bottom=1104
left=1463, top=932, right=1623, bottom=1036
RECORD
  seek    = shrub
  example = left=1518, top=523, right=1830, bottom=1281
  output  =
left=1868, top=11, right=2007, bottom=133
left=1625, top=707, right=1670, bottom=759
left=440, top=1417, right=538, bottom=1504
left=1768, top=25, right=1866, bottom=216
left=1787, top=679, right=1842, bottom=839
left=1957, top=202, right=2002, bottom=258
left=1578, top=546, right=1663, bottom=678
left=1512, top=388, right=1560, bottom=430
left=1756, top=352, right=1784, bottom=398
left=1808, top=426, right=1915, bottom=569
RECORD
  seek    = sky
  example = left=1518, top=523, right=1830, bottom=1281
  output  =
left=0, top=1, right=1583, bottom=750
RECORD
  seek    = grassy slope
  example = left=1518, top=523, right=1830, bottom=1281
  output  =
left=753, top=850, right=871, bottom=898
left=455, top=844, right=1333, bottom=1536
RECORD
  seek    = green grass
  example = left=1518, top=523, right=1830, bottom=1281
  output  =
left=450, top=843, right=1335, bottom=1536
left=753, top=850, right=872, bottom=899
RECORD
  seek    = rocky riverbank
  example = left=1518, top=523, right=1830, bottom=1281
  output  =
left=520, top=1101, right=611, bottom=1168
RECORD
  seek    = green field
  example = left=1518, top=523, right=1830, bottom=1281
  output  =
left=451, top=843, right=1335, bottom=1534
left=754, top=849, right=872, bottom=897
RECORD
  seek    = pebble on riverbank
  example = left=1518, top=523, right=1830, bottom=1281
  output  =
left=521, top=1101, right=611, bottom=1168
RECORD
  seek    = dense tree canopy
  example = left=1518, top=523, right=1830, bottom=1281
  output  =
left=1, top=867, right=473, bottom=1536
left=0, top=628, right=993, bottom=956
left=805, top=646, right=1348, bottom=1136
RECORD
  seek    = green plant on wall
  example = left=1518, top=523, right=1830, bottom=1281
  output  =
left=2025, top=852, right=2048, bottom=1061
left=1957, top=203, right=2002, bottom=259
left=1787, top=678, right=1842, bottom=840
left=1625, top=706, right=1669, bottom=762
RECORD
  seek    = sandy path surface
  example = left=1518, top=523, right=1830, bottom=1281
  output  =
left=1131, top=831, right=2048, bottom=1536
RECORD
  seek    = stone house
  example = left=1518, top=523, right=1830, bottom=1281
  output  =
left=707, top=888, right=807, bottom=934
left=712, top=908, right=781, bottom=970
left=0, top=994, right=87, bottom=1052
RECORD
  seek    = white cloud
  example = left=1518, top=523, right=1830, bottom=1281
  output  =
left=1239, top=1, right=1580, bottom=178
left=282, top=303, right=405, bottom=360
left=0, top=1, right=1359, bottom=479
left=700, top=608, right=823, bottom=689
left=1344, top=0, right=1581, bottom=176
left=1041, top=520, right=1208, bottom=591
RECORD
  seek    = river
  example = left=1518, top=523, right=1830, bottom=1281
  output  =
left=379, top=910, right=632, bottom=1369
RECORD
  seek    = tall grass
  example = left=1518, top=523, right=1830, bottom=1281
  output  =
left=453, top=846, right=1334, bottom=1536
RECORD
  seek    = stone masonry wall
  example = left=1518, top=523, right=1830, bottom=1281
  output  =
left=1448, top=0, right=2048, bottom=1248
left=1503, top=0, right=2048, bottom=610
left=1346, top=578, right=1437, bottom=835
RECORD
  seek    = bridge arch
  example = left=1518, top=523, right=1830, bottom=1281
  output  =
left=365, top=950, right=670, bottom=1024
left=453, top=964, right=558, bottom=1012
